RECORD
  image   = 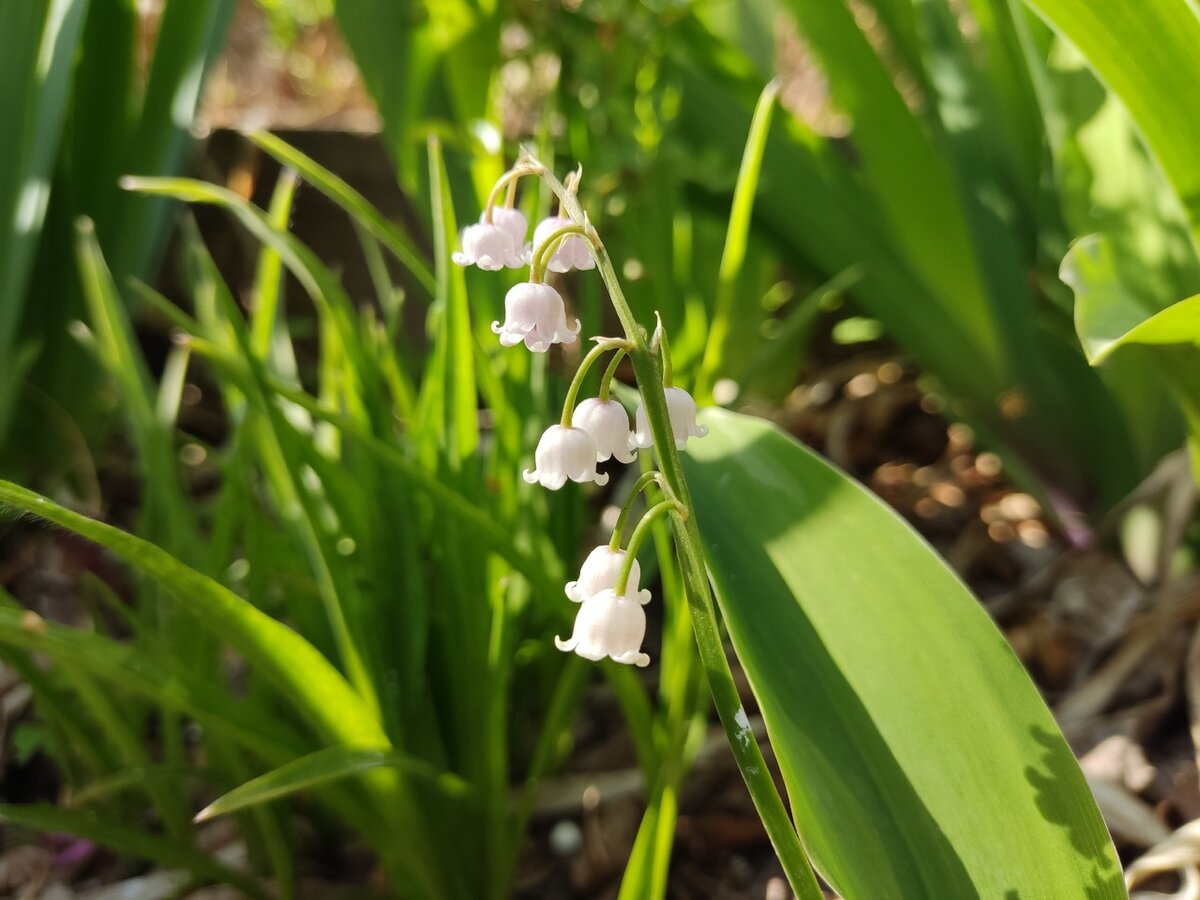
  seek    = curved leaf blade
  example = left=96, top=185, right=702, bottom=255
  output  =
left=196, top=747, right=471, bottom=822
left=683, top=409, right=1123, bottom=899
left=0, top=480, right=384, bottom=750
left=0, top=804, right=270, bottom=900
left=1020, top=0, right=1200, bottom=241
left=1065, top=234, right=1200, bottom=365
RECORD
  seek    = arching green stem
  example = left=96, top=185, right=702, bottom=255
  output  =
left=483, top=165, right=543, bottom=224
left=609, top=470, right=668, bottom=551
left=598, top=349, right=626, bottom=402
left=560, top=341, right=618, bottom=428
left=615, top=499, right=684, bottom=596
left=529, top=152, right=825, bottom=900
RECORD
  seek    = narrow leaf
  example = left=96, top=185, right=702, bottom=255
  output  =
left=0, top=804, right=270, bottom=900
left=196, top=747, right=470, bottom=822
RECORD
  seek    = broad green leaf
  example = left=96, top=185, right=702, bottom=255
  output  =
left=1020, top=0, right=1200, bottom=243
left=0, top=804, right=270, bottom=900
left=1065, top=234, right=1200, bottom=365
left=777, top=0, right=1001, bottom=370
left=196, top=747, right=471, bottom=822
left=683, top=409, right=1123, bottom=899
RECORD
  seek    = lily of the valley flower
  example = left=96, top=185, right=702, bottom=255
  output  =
left=523, top=425, right=609, bottom=490
left=491, top=206, right=529, bottom=246
left=491, top=282, right=580, bottom=352
left=630, top=387, right=709, bottom=451
left=566, top=546, right=651, bottom=604
left=533, top=215, right=595, bottom=272
left=572, top=398, right=636, bottom=463
left=555, top=588, right=650, bottom=667
left=453, top=214, right=526, bottom=270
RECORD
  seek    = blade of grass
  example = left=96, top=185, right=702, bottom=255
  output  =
left=0, top=481, right=385, bottom=749
left=0, top=481, right=446, bottom=895
left=695, top=79, right=779, bottom=403
left=196, top=747, right=472, bottom=822
left=0, top=0, right=90, bottom=350
left=0, top=804, right=270, bottom=900
left=248, top=130, right=436, bottom=295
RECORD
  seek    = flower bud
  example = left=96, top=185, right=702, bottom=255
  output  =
left=555, top=588, right=650, bottom=667
left=533, top=215, right=595, bottom=273
left=491, top=282, right=580, bottom=352
left=571, top=398, right=636, bottom=463
left=523, top=425, right=609, bottom=490
left=630, top=387, right=709, bottom=451
left=565, top=546, right=651, bottom=604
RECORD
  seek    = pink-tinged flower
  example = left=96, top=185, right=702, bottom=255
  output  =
left=453, top=216, right=526, bottom=271
left=565, top=546, right=651, bottom=604
left=533, top=215, right=595, bottom=273
left=523, top=425, right=609, bottom=490
left=571, top=398, right=636, bottom=463
left=491, top=282, right=580, bottom=352
left=555, top=588, right=650, bottom=667
left=491, top=206, right=529, bottom=246
left=630, top=387, right=709, bottom=451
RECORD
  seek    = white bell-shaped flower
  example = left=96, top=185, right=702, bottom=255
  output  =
left=491, top=282, right=580, bottom=352
left=555, top=588, right=650, bottom=667
left=571, top=398, right=636, bottom=464
left=630, top=387, right=709, bottom=451
left=523, top=425, right=609, bottom=490
left=491, top=206, right=529, bottom=246
left=452, top=215, right=526, bottom=271
left=533, top=215, right=595, bottom=273
left=565, top=546, right=651, bottom=604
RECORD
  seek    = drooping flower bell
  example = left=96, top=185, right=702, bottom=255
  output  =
left=491, top=206, right=529, bottom=247
left=491, top=282, right=580, bottom=352
left=630, top=387, right=709, bottom=451
left=453, top=213, right=526, bottom=271
left=555, top=588, right=650, bottom=667
left=571, top=398, right=636, bottom=464
left=565, top=546, right=651, bottom=604
left=533, top=215, right=596, bottom=273
left=523, top=425, right=609, bottom=490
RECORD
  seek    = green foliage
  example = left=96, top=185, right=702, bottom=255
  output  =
left=684, top=410, right=1123, bottom=898
left=10, top=0, right=1200, bottom=894
left=0, top=0, right=234, bottom=475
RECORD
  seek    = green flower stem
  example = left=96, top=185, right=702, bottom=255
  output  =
left=598, top=349, right=626, bottom=402
left=609, top=470, right=668, bottom=551
left=483, top=165, right=543, bottom=224
left=532, top=156, right=824, bottom=900
left=615, top=499, right=683, bottom=596
left=530, top=223, right=590, bottom=283
left=560, top=341, right=617, bottom=428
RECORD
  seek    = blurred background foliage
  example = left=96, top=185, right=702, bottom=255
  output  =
left=2, top=0, right=1200, bottom=896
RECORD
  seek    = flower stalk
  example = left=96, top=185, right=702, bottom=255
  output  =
left=614, top=499, right=683, bottom=596
left=531, top=156, right=825, bottom=900
left=560, top=341, right=619, bottom=428
left=609, top=470, right=668, bottom=551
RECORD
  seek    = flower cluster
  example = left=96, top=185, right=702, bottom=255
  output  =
left=456, top=159, right=708, bottom=667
